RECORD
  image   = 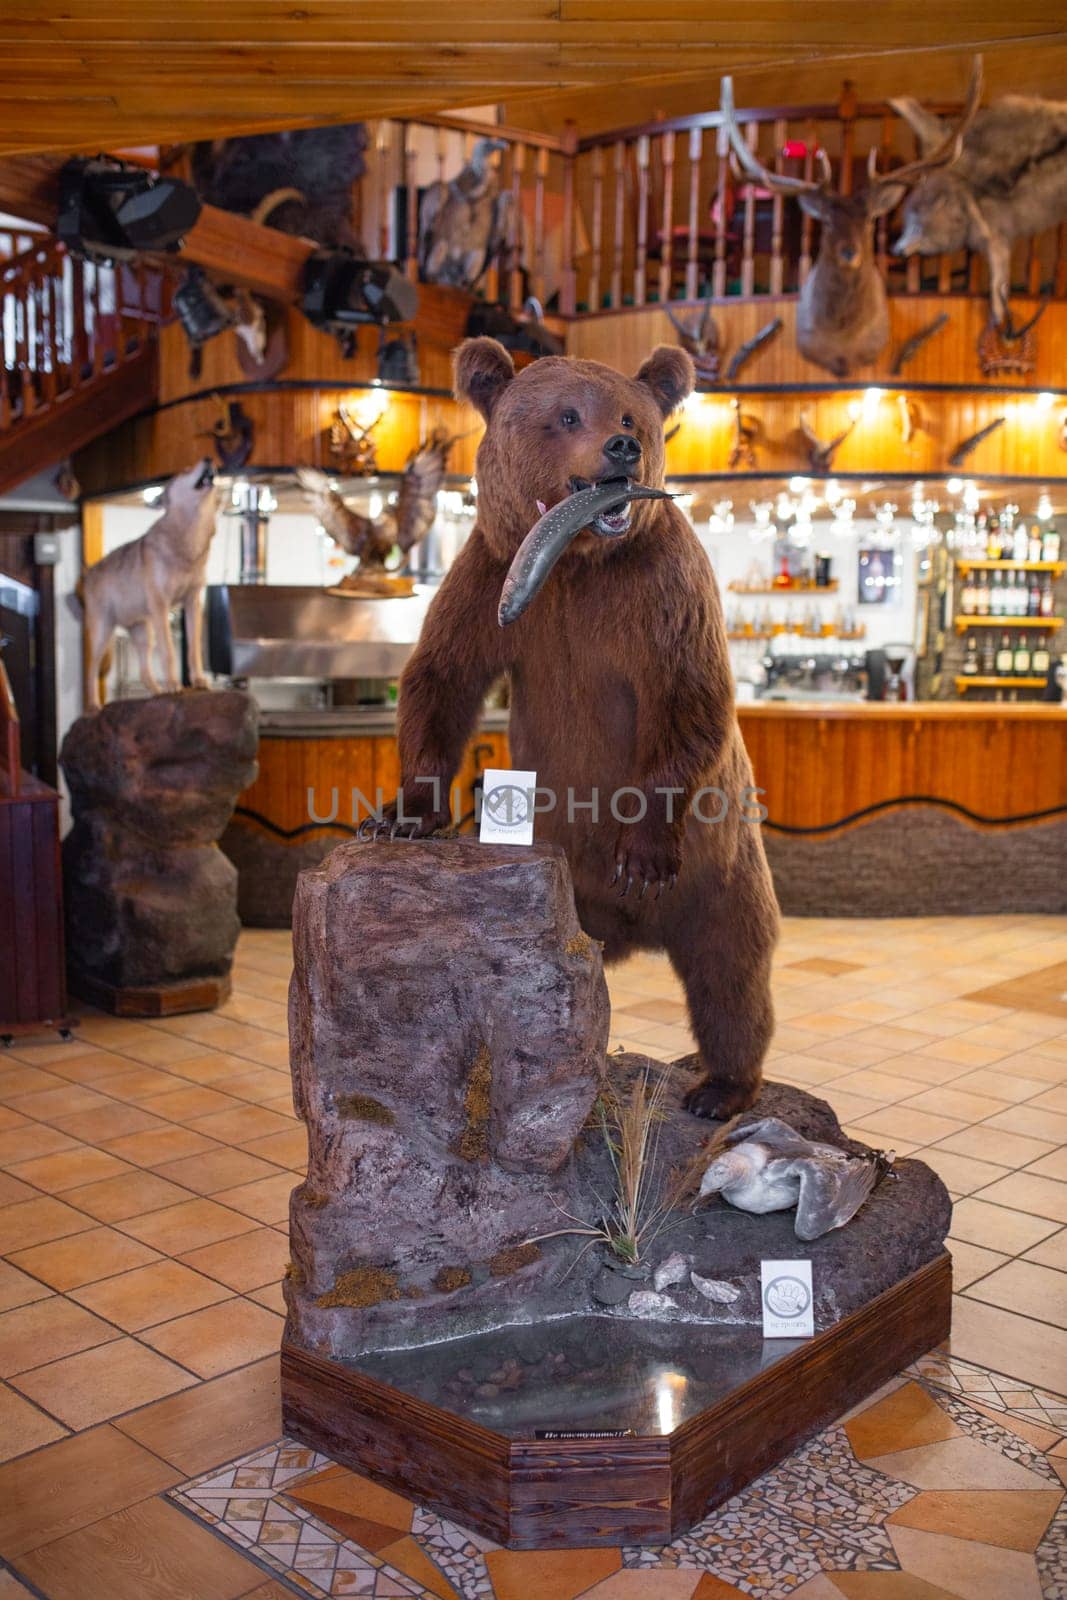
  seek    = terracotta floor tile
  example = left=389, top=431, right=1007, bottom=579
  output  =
left=0, top=1423, right=181, bottom=1556
left=0, top=1296, right=119, bottom=1377
left=102, top=1126, right=223, bottom=1168
left=917, top=1149, right=1010, bottom=1197
left=114, top=1353, right=280, bottom=1473
left=949, top=1240, right=1007, bottom=1291
left=5, top=1146, right=136, bottom=1194
left=949, top=1197, right=1061, bottom=1255
left=900, top=1085, right=1011, bottom=1122
left=844, top=1106, right=967, bottom=1146
left=827, top=1573, right=978, bottom=1599
left=963, top=1257, right=1067, bottom=1327
left=485, top=1546, right=621, bottom=1600
left=1025, top=1146, right=1067, bottom=1182
left=887, top=1487, right=1063, bottom=1552
left=246, top=1280, right=285, bottom=1313
left=287, top=1465, right=414, bottom=1531
left=866, top=1433, right=1053, bottom=1491
left=153, top=1146, right=284, bottom=1195
left=0, top=1568, right=39, bottom=1598
left=51, top=1103, right=168, bottom=1144
left=0, top=1261, right=52, bottom=1312
left=935, top=1126, right=1057, bottom=1168
left=1022, top=1227, right=1067, bottom=1271
left=0, top=1195, right=95, bottom=1254
left=888, top=1525, right=1043, bottom=1600
left=0, top=1380, right=67, bottom=1460
left=117, top=1197, right=259, bottom=1254
left=210, top=1068, right=292, bottom=1103
left=179, top=1225, right=289, bottom=1291
left=240, top=1127, right=307, bottom=1169
left=0, top=1065, right=67, bottom=1099
left=4, top=1086, right=115, bottom=1125
left=0, top=1124, right=79, bottom=1165
left=212, top=1173, right=293, bottom=1223
left=17, top=1496, right=261, bottom=1600
left=982, top=1104, right=1067, bottom=1143
left=11, top=1335, right=196, bottom=1428
left=139, top=1296, right=283, bottom=1377
left=190, top=1106, right=296, bottom=1144
left=8, top=1226, right=160, bottom=1290
left=972, top=1171, right=1067, bottom=1223
left=583, top=1576, right=704, bottom=1599
left=160, top=1050, right=268, bottom=1086
left=0, top=1173, right=38, bottom=1206
left=375, top=1532, right=462, bottom=1598
left=64, top=1170, right=193, bottom=1223
left=44, top=1050, right=138, bottom=1085
left=950, top=1066, right=1055, bottom=1104
left=99, top=1067, right=190, bottom=1102
left=70, top=1258, right=231, bottom=1330
left=143, top=1085, right=246, bottom=1123
left=0, top=1108, right=27, bottom=1132
left=949, top=1295, right=1067, bottom=1395
left=844, top=1381, right=961, bottom=1460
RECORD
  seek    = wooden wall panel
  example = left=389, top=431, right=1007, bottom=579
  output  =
left=736, top=704, right=1067, bottom=830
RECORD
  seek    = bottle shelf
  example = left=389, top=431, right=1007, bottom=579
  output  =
left=727, top=629, right=866, bottom=642
left=956, top=560, right=1065, bottom=574
left=955, top=676, right=1048, bottom=691
left=954, top=616, right=1062, bottom=631
left=728, top=581, right=839, bottom=594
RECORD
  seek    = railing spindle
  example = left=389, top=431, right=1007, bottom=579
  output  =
left=838, top=81, right=856, bottom=196
left=611, top=140, right=626, bottom=309
left=589, top=144, right=604, bottom=313
left=509, top=142, right=526, bottom=310
left=712, top=123, right=729, bottom=299
left=532, top=146, right=548, bottom=306
left=685, top=125, right=702, bottom=302
left=39, top=259, right=56, bottom=405
left=740, top=121, right=758, bottom=297
left=798, top=121, right=816, bottom=288
left=376, top=122, right=391, bottom=261
left=561, top=121, right=578, bottom=316
left=658, top=128, right=675, bottom=304
left=70, top=256, right=88, bottom=386
left=875, top=113, right=892, bottom=277
left=633, top=134, right=650, bottom=306
left=402, top=123, right=419, bottom=283
left=770, top=117, right=786, bottom=295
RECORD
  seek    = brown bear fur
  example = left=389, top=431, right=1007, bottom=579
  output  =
left=389, top=337, right=779, bottom=1118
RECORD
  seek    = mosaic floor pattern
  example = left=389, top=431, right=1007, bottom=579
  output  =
left=170, top=1351, right=1067, bottom=1600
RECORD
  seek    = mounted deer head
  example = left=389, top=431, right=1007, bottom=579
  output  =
left=720, top=61, right=982, bottom=377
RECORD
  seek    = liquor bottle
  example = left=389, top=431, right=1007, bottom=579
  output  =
left=962, top=634, right=980, bottom=675
left=991, top=570, right=1004, bottom=615
left=1014, top=635, right=1032, bottom=676
left=1032, top=639, right=1052, bottom=678
left=1029, top=523, right=1044, bottom=562
left=977, top=570, right=990, bottom=615
left=1043, top=524, right=1061, bottom=562
left=995, top=632, right=1014, bottom=675
left=960, top=569, right=974, bottom=614
left=1040, top=576, right=1055, bottom=618
left=1018, top=523, right=1034, bottom=563
left=981, top=633, right=997, bottom=675
left=1029, top=573, right=1042, bottom=616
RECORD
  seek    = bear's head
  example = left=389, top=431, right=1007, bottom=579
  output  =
left=454, top=339, right=694, bottom=566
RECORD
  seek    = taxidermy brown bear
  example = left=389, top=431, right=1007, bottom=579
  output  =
left=381, top=337, right=779, bottom=1118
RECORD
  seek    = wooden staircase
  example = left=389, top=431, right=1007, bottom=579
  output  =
left=0, top=239, right=162, bottom=497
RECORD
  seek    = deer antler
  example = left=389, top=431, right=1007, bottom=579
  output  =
left=869, top=55, right=983, bottom=190
left=721, top=76, right=833, bottom=195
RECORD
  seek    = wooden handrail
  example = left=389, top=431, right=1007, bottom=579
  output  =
left=575, top=99, right=977, bottom=151
left=0, top=659, right=21, bottom=798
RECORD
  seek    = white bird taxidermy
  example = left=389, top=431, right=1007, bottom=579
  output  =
left=697, top=1116, right=895, bottom=1241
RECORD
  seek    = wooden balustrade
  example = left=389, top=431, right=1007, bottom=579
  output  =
left=358, top=96, right=1067, bottom=322
left=0, top=239, right=165, bottom=437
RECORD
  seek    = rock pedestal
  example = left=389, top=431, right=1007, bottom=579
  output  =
left=284, top=838, right=610, bottom=1355
left=60, top=690, right=258, bottom=1009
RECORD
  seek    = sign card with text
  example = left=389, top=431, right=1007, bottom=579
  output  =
left=761, top=1259, right=815, bottom=1338
left=479, top=769, right=537, bottom=846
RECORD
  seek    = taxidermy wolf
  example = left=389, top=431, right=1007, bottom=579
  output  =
left=80, top=461, right=218, bottom=711
left=890, top=83, right=1067, bottom=329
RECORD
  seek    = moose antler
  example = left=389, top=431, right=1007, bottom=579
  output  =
left=721, top=77, right=833, bottom=194
left=867, top=56, right=984, bottom=192
left=798, top=410, right=856, bottom=473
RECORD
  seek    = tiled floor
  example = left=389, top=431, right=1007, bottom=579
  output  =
left=0, top=914, right=1066, bottom=1597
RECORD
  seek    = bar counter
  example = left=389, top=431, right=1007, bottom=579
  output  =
left=223, top=700, right=1067, bottom=923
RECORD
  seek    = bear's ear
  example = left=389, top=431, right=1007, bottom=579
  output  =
left=634, top=345, right=695, bottom=418
left=453, top=337, right=516, bottom=421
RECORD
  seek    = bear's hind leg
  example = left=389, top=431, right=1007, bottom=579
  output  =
left=664, top=869, right=777, bottom=1121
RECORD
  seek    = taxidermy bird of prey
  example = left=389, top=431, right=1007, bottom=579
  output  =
left=697, top=1117, right=895, bottom=1240
left=297, top=428, right=456, bottom=568
left=418, top=137, right=512, bottom=290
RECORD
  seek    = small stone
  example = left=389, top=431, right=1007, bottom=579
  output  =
left=653, top=1251, right=691, bottom=1291
left=601, top=1254, right=648, bottom=1280
left=691, top=1271, right=741, bottom=1304
left=592, top=1269, right=634, bottom=1307
left=627, top=1290, right=677, bottom=1316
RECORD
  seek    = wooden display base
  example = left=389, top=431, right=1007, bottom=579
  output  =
left=281, top=1252, right=952, bottom=1549
left=68, top=969, right=232, bottom=1017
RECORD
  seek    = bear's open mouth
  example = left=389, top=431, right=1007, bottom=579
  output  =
left=564, top=474, right=633, bottom=537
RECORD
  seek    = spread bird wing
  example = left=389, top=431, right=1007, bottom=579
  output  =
left=296, top=467, right=379, bottom=559
left=769, top=1150, right=883, bottom=1241
left=726, top=1116, right=818, bottom=1160
left=392, top=430, right=451, bottom=552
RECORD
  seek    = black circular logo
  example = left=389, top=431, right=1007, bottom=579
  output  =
left=484, top=784, right=531, bottom=828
